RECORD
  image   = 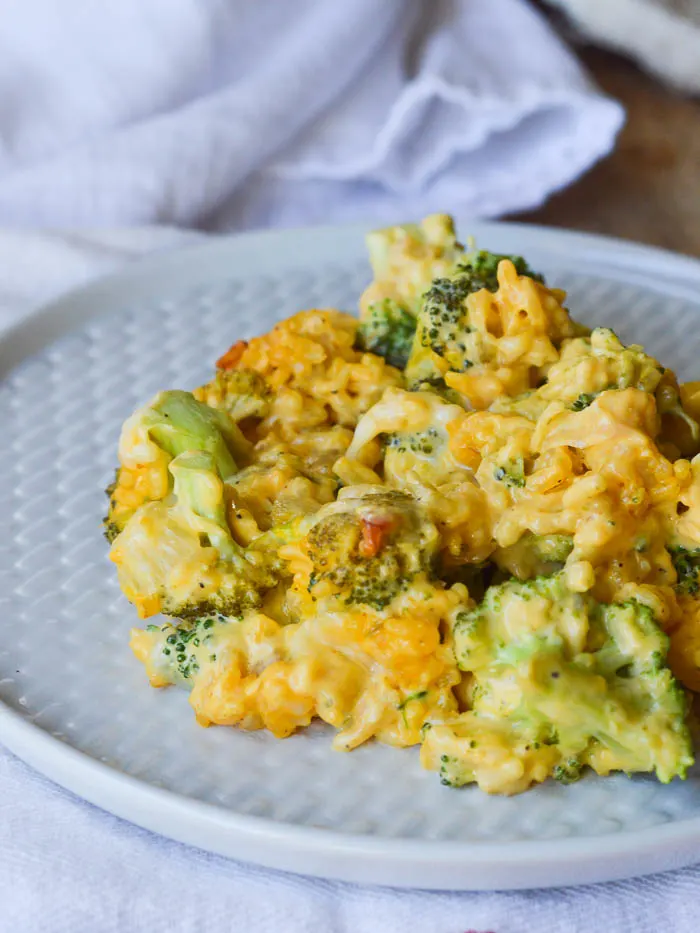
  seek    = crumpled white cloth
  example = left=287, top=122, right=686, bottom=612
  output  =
left=1, top=229, right=700, bottom=932
left=0, top=0, right=623, bottom=230
left=544, top=0, right=700, bottom=94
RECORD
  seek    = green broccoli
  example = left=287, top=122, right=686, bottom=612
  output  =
left=104, top=390, right=250, bottom=541
left=457, top=250, right=543, bottom=294
left=571, top=393, right=596, bottom=412
left=355, top=298, right=416, bottom=370
left=110, top=450, right=278, bottom=620
left=493, top=458, right=526, bottom=488
left=142, top=389, right=250, bottom=470
left=505, top=334, right=696, bottom=456
left=346, top=387, right=465, bottom=491
left=103, top=470, right=125, bottom=544
left=493, top=533, right=574, bottom=580
left=669, top=546, right=700, bottom=595
left=299, top=490, right=439, bottom=611
left=656, top=370, right=700, bottom=456
left=422, top=573, right=693, bottom=793
left=131, top=614, right=235, bottom=688
left=193, top=368, right=271, bottom=422
left=492, top=329, right=671, bottom=423
left=552, top=758, right=584, bottom=785
left=129, top=610, right=285, bottom=734
left=404, top=251, right=543, bottom=388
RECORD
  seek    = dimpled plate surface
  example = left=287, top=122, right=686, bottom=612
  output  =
left=2, top=222, right=700, bottom=891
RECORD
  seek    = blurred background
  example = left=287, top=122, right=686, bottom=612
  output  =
left=0, top=0, right=697, bottom=255
left=524, top=0, right=700, bottom=256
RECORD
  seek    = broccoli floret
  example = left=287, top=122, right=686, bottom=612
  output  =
left=493, top=458, right=525, bottom=488
left=526, top=534, right=574, bottom=563
left=493, top=533, right=574, bottom=580
left=135, top=389, right=249, bottom=470
left=421, top=574, right=693, bottom=793
left=346, top=387, right=465, bottom=491
left=656, top=369, right=700, bottom=457
left=669, top=546, right=700, bottom=595
left=104, top=390, right=250, bottom=540
left=404, top=251, right=542, bottom=389
left=386, top=426, right=442, bottom=456
left=193, top=368, right=271, bottom=422
left=103, top=470, right=125, bottom=543
left=129, top=611, right=284, bottom=730
left=130, top=614, right=235, bottom=687
left=355, top=298, right=416, bottom=370
left=553, top=758, right=583, bottom=784
left=577, top=329, right=663, bottom=395
left=493, top=329, right=671, bottom=423
left=457, top=250, right=543, bottom=294
left=413, top=274, right=475, bottom=365
left=571, top=393, right=596, bottom=412
left=295, top=489, right=439, bottom=611
left=110, top=450, right=278, bottom=619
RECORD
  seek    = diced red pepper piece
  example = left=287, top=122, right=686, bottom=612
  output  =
left=216, top=340, right=248, bottom=370
left=358, top=515, right=397, bottom=558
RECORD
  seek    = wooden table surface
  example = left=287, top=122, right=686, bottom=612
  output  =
left=516, top=48, right=700, bottom=258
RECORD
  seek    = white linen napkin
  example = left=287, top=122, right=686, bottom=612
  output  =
left=0, top=0, right=623, bottom=230
left=0, top=228, right=699, bottom=933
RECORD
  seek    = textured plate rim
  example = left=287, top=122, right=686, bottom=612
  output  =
left=2, top=220, right=700, bottom=891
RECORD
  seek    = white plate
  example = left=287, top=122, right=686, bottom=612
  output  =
left=2, top=222, right=700, bottom=892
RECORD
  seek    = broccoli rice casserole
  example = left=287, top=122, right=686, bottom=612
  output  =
left=104, top=215, right=700, bottom=795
